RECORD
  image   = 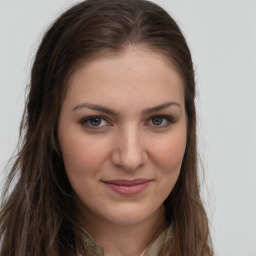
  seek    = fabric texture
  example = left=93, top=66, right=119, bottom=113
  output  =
left=140, top=227, right=172, bottom=256
left=78, top=226, right=172, bottom=256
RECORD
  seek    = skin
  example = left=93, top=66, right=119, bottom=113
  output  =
left=58, top=47, right=187, bottom=256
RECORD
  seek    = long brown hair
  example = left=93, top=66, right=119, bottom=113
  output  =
left=0, top=0, right=213, bottom=255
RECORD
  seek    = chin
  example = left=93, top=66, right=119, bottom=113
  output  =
left=100, top=204, right=159, bottom=226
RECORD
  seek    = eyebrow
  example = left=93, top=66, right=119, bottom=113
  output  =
left=141, top=102, right=181, bottom=115
left=72, top=103, right=119, bottom=115
left=72, top=102, right=181, bottom=115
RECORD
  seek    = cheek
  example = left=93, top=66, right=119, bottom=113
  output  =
left=153, top=131, right=187, bottom=171
left=59, top=134, right=109, bottom=179
left=151, top=132, right=186, bottom=201
left=59, top=135, right=111, bottom=203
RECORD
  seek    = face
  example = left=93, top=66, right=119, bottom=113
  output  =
left=58, top=47, right=187, bottom=228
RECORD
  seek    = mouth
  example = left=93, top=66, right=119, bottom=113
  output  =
left=102, top=179, right=152, bottom=195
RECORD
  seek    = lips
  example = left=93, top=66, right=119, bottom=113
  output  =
left=102, top=179, right=152, bottom=195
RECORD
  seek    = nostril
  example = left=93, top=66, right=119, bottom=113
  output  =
left=111, top=146, right=148, bottom=171
left=110, top=129, right=148, bottom=170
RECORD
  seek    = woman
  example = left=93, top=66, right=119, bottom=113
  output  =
left=0, top=0, right=213, bottom=255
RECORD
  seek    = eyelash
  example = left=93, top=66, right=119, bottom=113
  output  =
left=80, top=116, right=109, bottom=129
left=147, top=115, right=175, bottom=128
left=80, top=115, right=175, bottom=129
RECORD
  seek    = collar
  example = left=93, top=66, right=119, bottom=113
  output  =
left=78, top=226, right=172, bottom=256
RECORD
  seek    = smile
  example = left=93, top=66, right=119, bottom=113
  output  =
left=102, top=179, right=152, bottom=196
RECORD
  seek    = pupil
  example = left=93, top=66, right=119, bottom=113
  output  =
left=90, top=118, right=101, bottom=126
left=152, top=117, right=162, bottom=125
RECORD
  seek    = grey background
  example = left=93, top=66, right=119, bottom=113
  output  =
left=0, top=1, right=255, bottom=255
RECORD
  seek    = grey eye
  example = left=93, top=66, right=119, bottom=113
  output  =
left=80, top=116, right=109, bottom=129
left=152, top=117, right=163, bottom=125
left=89, top=117, right=102, bottom=126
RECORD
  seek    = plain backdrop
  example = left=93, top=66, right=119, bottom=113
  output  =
left=0, top=1, right=255, bottom=255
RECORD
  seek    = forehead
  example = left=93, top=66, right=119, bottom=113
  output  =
left=63, top=47, right=185, bottom=111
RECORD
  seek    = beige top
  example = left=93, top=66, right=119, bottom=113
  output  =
left=140, top=227, right=172, bottom=256
left=78, top=226, right=172, bottom=256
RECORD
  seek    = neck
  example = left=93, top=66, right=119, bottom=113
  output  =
left=77, top=206, right=166, bottom=256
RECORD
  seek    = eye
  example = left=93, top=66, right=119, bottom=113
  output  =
left=151, top=117, right=164, bottom=125
left=147, top=115, right=174, bottom=128
left=80, top=116, right=109, bottom=129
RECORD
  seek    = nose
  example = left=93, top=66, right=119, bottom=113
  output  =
left=111, top=126, right=148, bottom=171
